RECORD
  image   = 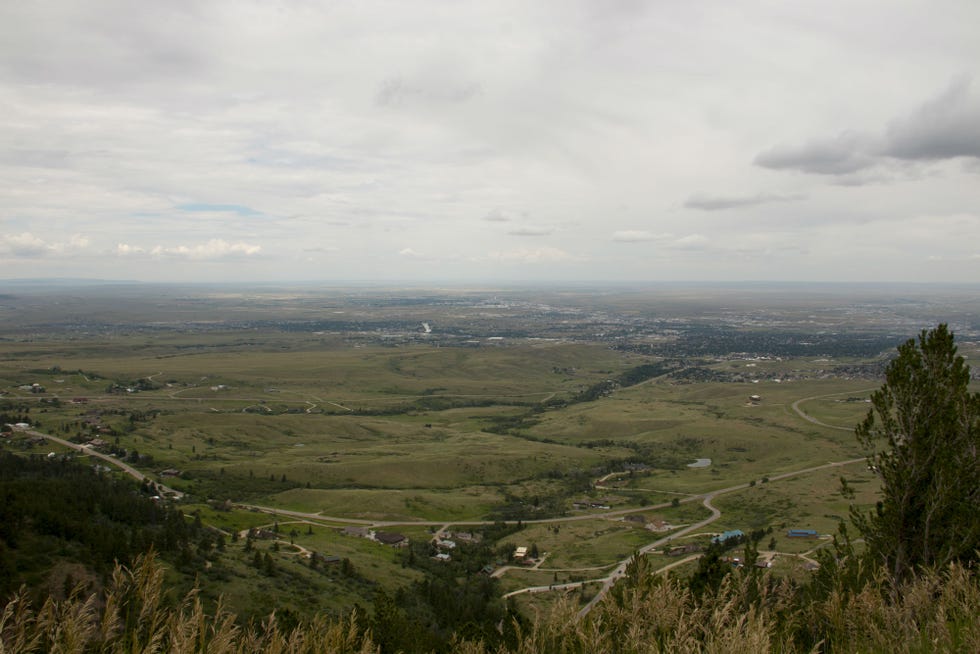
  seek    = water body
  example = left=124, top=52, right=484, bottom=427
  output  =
left=687, top=458, right=712, bottom=468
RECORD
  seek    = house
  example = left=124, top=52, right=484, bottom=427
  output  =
left=342, top=526, right=373, bottom=539
left=159, top=468, right=181, bottom=478
left=787, top=529, right=818, bottom=539
left=434, top=553, right=451, bottom=562
left=312, top=553, right=341, bottom=565
left=749, top=394, right=762, bottom=403
left=375, top=532, right=408, bottom=547
left=436, top=539, right=456, bottom=549
left=513, top=546, right=528, bottom=560
left=667, top=544, right=701, bottom=556
left=453, top=531, right=481, bottom=543
left=624, top=514, right=646, bottom=524
left=647, top=519, right=671, bottom=532
left=712, top=529, right=745, bottom=544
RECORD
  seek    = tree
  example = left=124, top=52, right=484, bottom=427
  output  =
left=854, top=324, right=980, bottom=584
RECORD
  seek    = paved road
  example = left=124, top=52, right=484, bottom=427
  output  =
left=238, top=456, right=865, bottom=535
left=19, top=386, right=872, bottom=618
left=572, top=456, right=865, bottom=619
left=790, top=388, right=876, bottom=432
left=24, top=428, right=184, bottom=499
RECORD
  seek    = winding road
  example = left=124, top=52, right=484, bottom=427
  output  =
left=790, top=388, right=876, bottom=431
left=24, top=428, right=184, bottom=499
left=14, top=387, right=869, bottom=619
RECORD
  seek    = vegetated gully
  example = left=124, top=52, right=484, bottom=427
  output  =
left=29, top=391, right=868, bottom=619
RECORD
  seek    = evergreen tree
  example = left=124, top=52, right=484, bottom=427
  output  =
left=854, top=324, right=980, bottom=584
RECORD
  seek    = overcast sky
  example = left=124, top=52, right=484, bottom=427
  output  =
left=2, top=1, right=979, bottom=283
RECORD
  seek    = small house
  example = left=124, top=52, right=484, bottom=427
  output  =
left=342, top=526, right=372, bottom=538
left=667, top=544, right=701, bottom=556
left=712, top=529, right=745, bottom=545
left=375, top=532, right=408, bottom=547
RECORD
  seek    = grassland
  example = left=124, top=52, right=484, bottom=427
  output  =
left=4, top=283, right=976, bottom=622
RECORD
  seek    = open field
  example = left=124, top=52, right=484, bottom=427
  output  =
left=708, top=460, right=880, bottom=548
left=3, top=282, right=979, bottom=620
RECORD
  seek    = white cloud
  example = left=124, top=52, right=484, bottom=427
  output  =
left=116, top=239, right=261, bottom=260
left=115, top=243, right=145, bottom=256
left=0, top=232, right=89, bottom=257
left=1, top=232, right=49, bottom=256
left=0, top=2, right=977, bottom=282
left=612, top=230, right=659, bottom=242
left=673, top=234, right=709, bottom=249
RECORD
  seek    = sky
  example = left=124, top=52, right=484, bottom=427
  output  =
left=1, top=1, right=979, bottom=284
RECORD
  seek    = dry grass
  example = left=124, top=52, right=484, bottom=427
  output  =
left=4, top=552, right=977, bottom=653
left=0, top=554, right=379, bottom=654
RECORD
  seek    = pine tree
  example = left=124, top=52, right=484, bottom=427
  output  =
left=854, top=324, right=980, bottom=584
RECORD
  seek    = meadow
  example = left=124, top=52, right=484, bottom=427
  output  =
left=4, top=282, right=975, bottom=621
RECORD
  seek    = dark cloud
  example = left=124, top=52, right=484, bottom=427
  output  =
left=375, top=75, right=481, bottom=108
left=0, top=3, right=209, bottom=89
left=0, top=149, right=71, bottom=169
left=755, top=79, right=980, bottom=176
left=882, top=77, right=980, bottom=160
left=177, top=203, right=260, bottom=217
left=483, top=209, right=510, bottom=222
left=754, top=131, right=874, bottom=175
left=507, top=226, right=552, bottom=236
left=685, top=192, right=805, bottom=211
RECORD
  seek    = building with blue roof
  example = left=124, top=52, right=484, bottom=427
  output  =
left=712, top=529, right=745, bottom=544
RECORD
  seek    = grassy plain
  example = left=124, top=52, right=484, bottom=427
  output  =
left=7, top=283, right=973, bottom=622
left=4, top=335, right=885, bottom=529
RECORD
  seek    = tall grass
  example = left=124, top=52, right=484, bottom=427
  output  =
left=0, top=554, right=378, bottom=653
left=2, top=553, right=977, bottom=653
